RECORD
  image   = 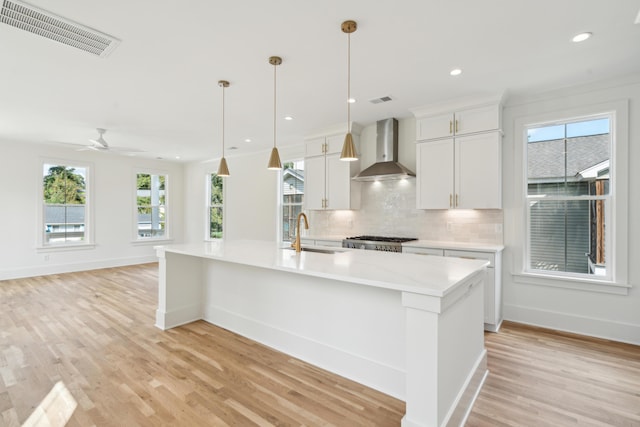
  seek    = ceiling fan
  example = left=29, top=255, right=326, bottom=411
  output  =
left=51, top=128, right=144, bottom=154
left=85, top=128, right=144, bottom=153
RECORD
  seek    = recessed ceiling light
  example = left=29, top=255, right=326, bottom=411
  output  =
left=175, top=156, right=180, bottom=159
left=284, top=116, right=293, bottom=121
left=348, top=98, right=356, bottom=104
left=450, top=68, right=462, bottom=76
left=572, top=32, right=592, bottom=42
left=244, top=138, right=252, bottom=143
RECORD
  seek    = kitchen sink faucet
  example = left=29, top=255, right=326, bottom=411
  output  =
left=291, top=212, right=309, bottom=253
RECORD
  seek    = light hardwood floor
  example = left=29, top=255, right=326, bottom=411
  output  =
left=1, top=264, right=638, bottom=426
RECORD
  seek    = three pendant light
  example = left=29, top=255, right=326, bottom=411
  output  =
left=216, top=20, right=358, bottom=176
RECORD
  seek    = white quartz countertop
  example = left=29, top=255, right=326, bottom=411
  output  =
left=156, top=240, right=488, bottom=297
left=403, top=240, right=504, bottom=252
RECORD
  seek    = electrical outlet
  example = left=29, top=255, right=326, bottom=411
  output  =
left=446, top=222, right=453, bottom=232
left=44, top=254, right=50, bottom=261
left=495, top=224, right=503, bottom=233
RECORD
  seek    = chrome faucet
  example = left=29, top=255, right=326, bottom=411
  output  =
left=291, top=212, right=309, bottom=253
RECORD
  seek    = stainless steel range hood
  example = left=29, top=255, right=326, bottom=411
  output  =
left=353, top=118, right=416, bottom=181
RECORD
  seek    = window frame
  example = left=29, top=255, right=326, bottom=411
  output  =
left=37, top=158, right=94, bottom=251
left=206, top=173, right=225, bottom=241
left=279, top=159, right=305, bottom=244
left=525, top=113, right=612, bottom=280
left=513, top=100, right=630, bottom=295
left=133, top=169, right=170, bottom=242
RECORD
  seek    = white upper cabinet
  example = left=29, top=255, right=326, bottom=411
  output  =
left=413, top=97, right=503, bottom=209
left=416, top=103, right=501, bottom=141
left=304, top=132, right=360, bottom=210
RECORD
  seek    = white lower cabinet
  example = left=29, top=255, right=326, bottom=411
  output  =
left=404, top=245, right=503, bottom=332
left=299, top=238, right=343, bottom=248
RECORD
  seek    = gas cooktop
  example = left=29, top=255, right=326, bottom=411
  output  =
left=344, top=235, right=418, bottom=243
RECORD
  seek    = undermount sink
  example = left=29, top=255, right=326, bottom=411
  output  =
left=285, top=247, right=345, bottom=254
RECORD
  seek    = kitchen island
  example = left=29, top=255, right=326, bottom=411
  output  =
left=155, top=240, right=489, bottom=427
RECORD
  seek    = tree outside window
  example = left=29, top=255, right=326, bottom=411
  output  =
left=209, top=174, right=223, bottom=239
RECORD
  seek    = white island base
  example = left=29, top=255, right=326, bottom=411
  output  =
left=156, top=241, right=488, bottom=427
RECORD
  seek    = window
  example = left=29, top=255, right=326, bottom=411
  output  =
left=526, top=116, right=611, bottom=278
left=136, top=172, right=167, bottom=239
left=514, top=99, right=629, bottom=294
left=42, top=163, right=89, bottom=245
left=208, top=174, right=224, bottom=239
left=281, top=160, right=304, bottom=243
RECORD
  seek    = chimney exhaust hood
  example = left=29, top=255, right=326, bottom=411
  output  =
left=353, top=118, right=416, bottom=181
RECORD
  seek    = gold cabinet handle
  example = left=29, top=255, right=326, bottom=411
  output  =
left=449, top=120, right=453, bottom=134
left=456, top=194, right=459, bottom=207
left=449, top=194, right=453, bottom=208
left=455, top=120, right=459, bottom=133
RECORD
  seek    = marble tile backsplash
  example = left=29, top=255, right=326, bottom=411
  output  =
left=308, top=179, right=503, bottom=244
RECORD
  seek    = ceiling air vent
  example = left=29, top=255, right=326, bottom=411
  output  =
left=369, top=96, right=394, bottom=104
left=0, top=0, right=120, bottom=57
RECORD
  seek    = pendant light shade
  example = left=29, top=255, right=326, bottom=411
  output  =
left=340, top=132, right=357, bottom=160
left=217, top=156, right=230, bottom=176
left=340, top=20, right=358, bottom=162
left=267, top=56, right=283, bottom=170
left=217, top=80, right=230, bottom=177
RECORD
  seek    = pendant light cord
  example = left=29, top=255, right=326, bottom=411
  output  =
left=273, top=63, right=277, bottom=149
left=347, top=31, right=351, bottom=134
left=221, top=84, right=225, bottom=155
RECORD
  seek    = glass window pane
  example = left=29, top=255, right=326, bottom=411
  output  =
left=210, top=207, right=223, bottom=238
left=211, top=174, right=223, bottom=204
left=529, top=199, right=605, bottom=276
left=527, top=124, right=564, bottom=143
left=566, top=118, right=609, bottom=138
left=528, top=119, right=610, bottom=196
left=527, top=137, right=566, bottom=195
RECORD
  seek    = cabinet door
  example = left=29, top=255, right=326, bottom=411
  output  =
left=416, top=139, right=454, bottom=209
left=325, top=134, right=345, bottom=155
left=403, top=246, right=444, bottom=256
left=304, top=155, right=326, bottom=210
left=325, top=153, right=351, bottom=209
left=454, top=104, right=500, bottom=136
left=416, top=113, right=453, bottom=141
left=455, top=132, right=501, bottom=209
left=305, top=137, right=326, bottom=157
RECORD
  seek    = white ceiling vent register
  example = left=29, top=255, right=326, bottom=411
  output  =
left=369, top=96, right=393, bottom=104
left=0, top=0, right=120, bottom=57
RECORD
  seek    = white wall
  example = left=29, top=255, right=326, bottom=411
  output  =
left=183, top=150, right=280, bottom=244
left=501, top=75, right=640, bottom=345
left=0, top=141, right=184, bottom=280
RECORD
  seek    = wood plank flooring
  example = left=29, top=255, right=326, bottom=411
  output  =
left=1, top=263, right=639, bottom=426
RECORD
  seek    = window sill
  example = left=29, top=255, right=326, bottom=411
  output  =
left=36, top=243, right=96, bottom=253
left=131, top=238, right=174, bottom=246
left=513, top=272, right=630, bottom=295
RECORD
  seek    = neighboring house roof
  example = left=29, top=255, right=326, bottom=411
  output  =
left=45, top=205, right=157, bottom=224
left=44, top=205, right=85, bottom=224
left=283, top=168, right=304, bottom=196
left=527, top=134, right=609, bottom=182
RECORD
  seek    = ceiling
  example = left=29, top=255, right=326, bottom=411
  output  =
left=1, top=0, right=639, bottom=162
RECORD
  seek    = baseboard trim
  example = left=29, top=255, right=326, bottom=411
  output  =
left=155, top=304, right=202, bottom=330
left=203, top=303, right=406, bottom=400
left=0, top=256, right=158, bottom=281
left=504, top=304, right=640, bottom=346
left=444, top=349, right=488, bottom=427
